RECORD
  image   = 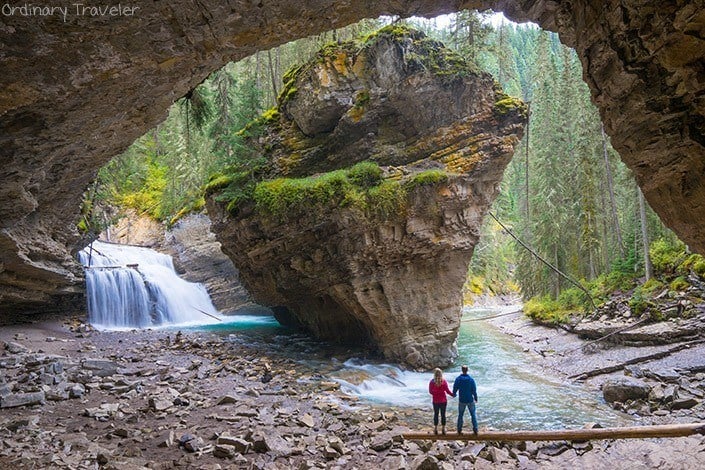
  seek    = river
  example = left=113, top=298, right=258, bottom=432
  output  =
left=79, top=242, right=625, bottom=431
left=182, top=306, right=627, bottom=431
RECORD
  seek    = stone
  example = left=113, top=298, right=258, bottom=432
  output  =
left=487, top=447, right=511, bottom=463
left=157, top=430, right=175, bottom=448
left=602, top=378, right=651, bottom=404
left=218, top=435, right=250, bottom=454
left=383, top=455, right=408, bottom=469
left=646, top=368, right=681, bottom=383
left=411, top=454, right=440, bottom=470
left=298, top=413, right=315, bottom=428
left=81, top=359, right=118, bottom=377
left=370, top=432, right=394, bottom=451
left=4, top=342, right=29, bottom=354
left=149, top=397, right=173, bottom=411
left=216, top=395, right=238, bottom=405
left=0, top=391, right=45, bottom=408
left=672, top=396, right=699, bottom=410
left=207, top=27, right=526, bottom=368
left=213, top=444, right=236, bottom=459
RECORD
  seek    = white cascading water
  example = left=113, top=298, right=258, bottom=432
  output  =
left=77, top=240, right=221, bottom=329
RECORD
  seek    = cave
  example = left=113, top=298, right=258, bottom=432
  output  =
left=0, top=0, right=703, bottom=318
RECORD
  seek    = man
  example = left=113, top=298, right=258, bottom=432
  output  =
left=452, top=364, right=478, bottom=435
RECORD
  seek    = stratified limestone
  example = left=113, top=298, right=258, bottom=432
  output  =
left=208, top=27, right=526, bottom=368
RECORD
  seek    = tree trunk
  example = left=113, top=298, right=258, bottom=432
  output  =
left=402, top=423, right=705, bottom=442
left=602, top=124, right=625, bottom=258
left=267, top=49, right=278, bottom=106
left=524, top=102, right=530, bottom=221
left=638, top=188, right=654, bottom=280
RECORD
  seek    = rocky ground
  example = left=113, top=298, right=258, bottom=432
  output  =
left=2, top=313, right=705, bottom=469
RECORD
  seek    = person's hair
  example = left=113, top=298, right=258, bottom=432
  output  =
left=433, top=368, right=443, bottom=386
left=461, top=365, right=468, bottom=374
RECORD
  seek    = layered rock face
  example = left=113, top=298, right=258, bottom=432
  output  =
left=1, top=1, right=703, bottom=319
left=207, top=28, right=527, bottom=367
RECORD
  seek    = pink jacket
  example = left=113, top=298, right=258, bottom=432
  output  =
left=429, top=379, right=453, bottom=404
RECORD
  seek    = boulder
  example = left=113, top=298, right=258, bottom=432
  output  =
left=208, top=26, right=526, bottom=368
left=602, top=377, right=652, bottom=404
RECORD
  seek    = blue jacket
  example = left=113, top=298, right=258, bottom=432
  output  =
left=453, top=373, right=478, bottom=403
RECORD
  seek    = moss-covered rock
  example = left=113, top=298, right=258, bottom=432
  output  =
left=207, top=26, right=526, bottom=368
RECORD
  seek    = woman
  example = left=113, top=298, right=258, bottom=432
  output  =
left=428, top=367, right=455, bottom=435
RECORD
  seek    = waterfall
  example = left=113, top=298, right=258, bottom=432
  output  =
left=78, top=240, right=221, bottom=329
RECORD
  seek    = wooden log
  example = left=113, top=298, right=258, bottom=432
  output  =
left=402, top=423, right=705, bottom=442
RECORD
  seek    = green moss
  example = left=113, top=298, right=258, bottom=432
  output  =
left=77, top=218, right=89, bottom=233
left=278, top=64, right=304, bottom=106
left=347, top=160, right=382, bottom=188
left=651, top=237, right=687, bottom=273
left=204, top=174, right=234, bottom=196
left=362, top=24, right=426, bottom=44
left=169, top=197, right=206, bottom=226
left=261, top=107, right=280, bottom=123
left=493, top=84, right=528, bottom=118
left=642, top=277, right=664, bottom=294
left=670, top=276, right=690, bottom=291
left=248, top=161, right=406, bottom=221
left=405, top=169, right=449, bottom=190
left=629, top=286, right=655, bottom=315
left=524, top=296, right=570, bottom=325
left=694, top=259, right=705, bottom=277
left=366, top=180, right=407, bottom=219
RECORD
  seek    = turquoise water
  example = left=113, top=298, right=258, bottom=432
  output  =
left=185, top=308, right=627, bottom=430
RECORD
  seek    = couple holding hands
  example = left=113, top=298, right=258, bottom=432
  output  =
left=429, top=365, right=478, bottom=436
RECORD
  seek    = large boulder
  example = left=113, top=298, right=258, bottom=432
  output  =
left=207, top=27, right=526, bottom=368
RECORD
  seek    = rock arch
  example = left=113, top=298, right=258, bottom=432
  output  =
left=0, top=0, right=703, bottom=315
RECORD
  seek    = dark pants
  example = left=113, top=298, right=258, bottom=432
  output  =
left=433, top=402, right=447, bottom=426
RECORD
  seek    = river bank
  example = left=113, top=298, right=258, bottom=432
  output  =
left=1, top=314, right=705, bottom=469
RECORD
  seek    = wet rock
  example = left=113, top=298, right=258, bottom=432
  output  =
left=602, top=377, right=651, bottom=404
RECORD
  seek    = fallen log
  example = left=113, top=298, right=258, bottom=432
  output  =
left=402, top=422, right=705, bottom=442
left=568, top=338, right=705, bottom=380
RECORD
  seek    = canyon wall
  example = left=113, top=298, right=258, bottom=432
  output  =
left=0, top=1, right=703, bottom=319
